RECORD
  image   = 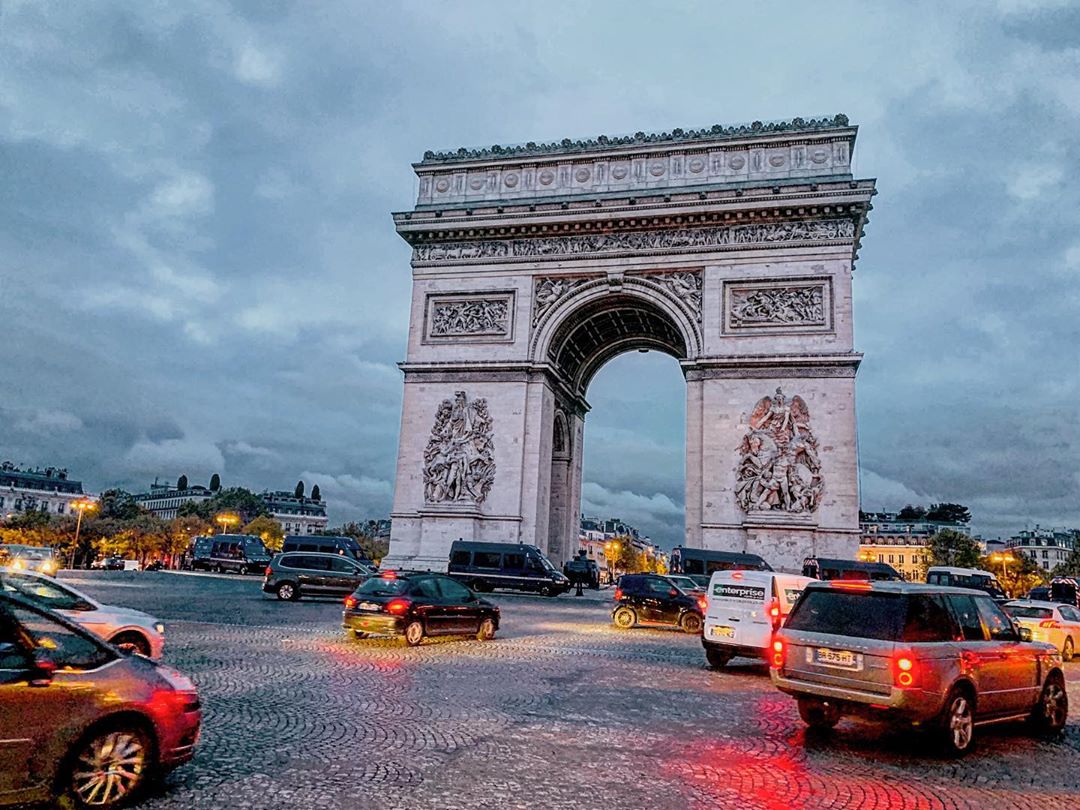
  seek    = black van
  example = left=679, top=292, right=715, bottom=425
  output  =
left=191, top=534, right=272, bottom=575
left=448, top=541, right=570, bottom=597
left=668, top=547, right=772, bottom=587
left=802, top=556, right=902, bottom=582
left=281, top=535, right=373, bottom=565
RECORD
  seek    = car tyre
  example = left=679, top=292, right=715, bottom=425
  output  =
left=110, top=631, right=152, bottom=658
left=58, top=723, right=154, bottom=809
left=544, top=586, right=562, bottom=598
left=276, top=582, right=299, bottom=602
left=680, top=613, right=703, bottom=634
left=238, top=565, right=249, bottom=576
left=797, top=697, right=841, bottom=730
left=1062, top=637, right=1074, bottom=663
left=404, top=621, right=424, bottom=647
left=937, top=686, right=975, bottom=756
left=1031, top=671, right=1068, bottom=737
left=477, top=617, right=496, bottom=641
left=352, top=630, right=369, bottom=640
left=613, top=606, right=637, bottom=630
left=706, top=648, right=733, bottom=669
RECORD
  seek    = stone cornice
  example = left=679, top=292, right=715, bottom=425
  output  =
left=419, top=114, right=853, bottom=164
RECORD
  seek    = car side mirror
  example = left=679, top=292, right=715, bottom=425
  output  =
left=1018, top=626, right=1032, bottom=643
left=669, top=588, right=679, bottom=598
left=29, top=652, right=56, bottom=687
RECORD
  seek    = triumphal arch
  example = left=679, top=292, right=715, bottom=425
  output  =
left=383, top=115, right=876, bottom=572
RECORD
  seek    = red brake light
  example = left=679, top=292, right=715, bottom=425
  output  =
left=831, top=580, right=873, bottom=591
left=344, top=595, right=358, bottom=610
left=385, top=598, right=410, bottom=615
left=381, top=570, right=397, bottom=580
left=768, top=599, right=783, bottom=630
left=770, top=638, right=785, bottom=668
left=894, top=655, right=917, bottom=688
left=697, top=596, right=708, bottom=613
left=731, top=571, right=744, bottom=580
left=264, top=566, right=273, bottom=576
left=1039, top=619, right=1062, bottom=629
left=614, top=588, right=623, bottom=601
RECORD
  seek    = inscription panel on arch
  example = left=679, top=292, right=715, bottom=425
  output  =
left=424, top=291, right=516, bottom=343
left=723, top=277, right=833, bottom=334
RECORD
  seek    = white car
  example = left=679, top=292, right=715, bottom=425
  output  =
left=702, top=569, right=815, bottom=668
left=1005, top=599, right=1080, bottom=662
left=0, top=570, right=165, bottom=658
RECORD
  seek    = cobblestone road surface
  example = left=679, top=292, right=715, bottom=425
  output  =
left=57, top=571, right=1080, bottom=810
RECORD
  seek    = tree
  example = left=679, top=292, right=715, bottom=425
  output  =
left=926, top=503, right=972, bottom=524
left=242, top=515, right=285, bottom=552
left=984, top=551, right=1044, bottom=598
left=311, top=484, right=321, bottom=502
left=177, top=474, right=188, bottom=491
left=209, top=473, right=221, bottom=492
left=178, top=487, right=269, bottom=526
left=1051, top=545, right=1080, bottom=578
left=324, top=521, right=388, bottom=562
left=95, top=489, right=142, bottom=521
left=897, top=505, right=928, bottom=522
left=927, top=529, right=982, bottom=569
left=294, top=480, right=305, bottom=499
left=99, top=513, right=169, bottom=567
left=166, top=515, right=212, bottom=568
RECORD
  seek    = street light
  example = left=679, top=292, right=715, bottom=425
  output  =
left=216, top=513, right=240, bottom=534
left=69, top=498, right=97, bottom=569
left=989, top=552, right=1012, bottom=581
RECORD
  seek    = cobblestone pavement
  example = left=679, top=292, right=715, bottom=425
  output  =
left=58, top=571, right=1080, bottom=810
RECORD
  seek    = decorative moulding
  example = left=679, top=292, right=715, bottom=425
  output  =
left=423, top=291, right=516, bottom=343
left=723, top=277, right=833, bottom=335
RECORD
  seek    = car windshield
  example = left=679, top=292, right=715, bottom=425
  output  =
left=785, top=589, right=906, bottom=641
left=356, top=577, right=411, bottom=596
left=1005, top=604, right=1053, bottom=619
left=667, top=576, right=698, bottom=590
left=2, top=574, right=88, bottom=611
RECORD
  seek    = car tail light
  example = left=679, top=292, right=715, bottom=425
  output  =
left=893, top=654, right=917, bottom=688
left=770, top=637, right=785, bottom=669
left=731, top=571, right=744, bottom=580
left=831, top=580, right=872, bottom=591
left=344, top=595, right=358, bottom=610
left=614, top=588, right=623, bottom=601
left=381, top=570, right=397, bottom=580
left=1039, top=619, right=1062, bottom=629
left=264, top=566, right=273, bottom=577
left=768, top=599, right=782, bottom=630
left=385, top=599, right=410, bottom=615
left=697, top=596, right=708, bottom=613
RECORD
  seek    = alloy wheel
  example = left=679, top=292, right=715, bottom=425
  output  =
left=948, top=696, right=973, bottom=752
left=405, top=621, right=424, bottom=646
left=71, top=730, right=148, bottom=807
left=1041, top=680, right=1068, bottom=730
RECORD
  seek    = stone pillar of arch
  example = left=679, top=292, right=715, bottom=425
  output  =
left=382, top=115, right=876, bottom=573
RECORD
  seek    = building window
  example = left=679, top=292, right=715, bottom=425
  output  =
left=898, top=554, right=904, bottom=564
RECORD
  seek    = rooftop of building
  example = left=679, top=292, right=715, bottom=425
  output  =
left=0, top=462, right=83, bottom=493
left=420, top=114, right=853, bottom=164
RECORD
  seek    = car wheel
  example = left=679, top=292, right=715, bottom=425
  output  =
left=404, top=621, right=424, bottom=646
left=544, top=586, right=561, bottom=597
left=59, top=724, right=153, bottom=809
left=680, top=613, right=703, bottom=634
left=1062, top=637, right=1074, bottom=662
left=238, top=565, right=249, bottom=576
left=706, top=648, right=733, bottom=669
left=477, top=617, right=496, bottom=641
left=110, top=632, right=151, bottom=658
left=613, top=606, right=637, bottom=630
left=471, top=580, right=491, bottom=593
left=1031, top=672, right=1068, bottom=737
left=938, top=687, right=975, bottom=756
left=352, top=630, right=369, bottom=640
left=797, top=697, right=841, bottom=730
left=276, top=582, right=299, bottom=601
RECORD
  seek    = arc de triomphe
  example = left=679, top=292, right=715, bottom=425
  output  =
left=383, top=115, right=875, bottom=572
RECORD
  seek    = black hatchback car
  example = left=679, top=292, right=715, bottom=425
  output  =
left=343, top=572, right=500, bottom=646
left=612, top=573, right=706, bottom=633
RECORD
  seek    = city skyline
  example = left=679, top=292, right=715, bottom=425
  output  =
left=2, top=3, right=1079, bottom=546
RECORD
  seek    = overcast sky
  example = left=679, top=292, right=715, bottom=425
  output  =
left=1, top=1, right=1078, bottom=546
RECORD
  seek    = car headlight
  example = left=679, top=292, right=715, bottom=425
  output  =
left=11, top=560, right=23, bottom=571
left=154, top=622, right=166, bottom=635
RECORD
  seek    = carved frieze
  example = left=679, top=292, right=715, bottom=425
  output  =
left=423, top=391, right=495, bottom=506
left=425, top=293, right=514, bottom=341
left=735, top=389, right=823, bottom=516
left=724, top=278, right=832, bottom=333
left=532, top=276, right=593, bottom=326
left=413, top=219, right=856, bottom=265
left=644, top=270, right=703, bottom=321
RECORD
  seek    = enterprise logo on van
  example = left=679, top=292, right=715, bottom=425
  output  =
left=712, top=583, right=766, bottom=601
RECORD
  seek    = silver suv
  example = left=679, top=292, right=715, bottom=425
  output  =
left=771, top=581, right=1068, bottom=755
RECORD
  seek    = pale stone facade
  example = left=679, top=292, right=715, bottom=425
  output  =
left=384, top=116, right=875, bottom=572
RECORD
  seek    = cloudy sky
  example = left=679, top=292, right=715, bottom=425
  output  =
left=1, top=0, right=1078, bottom=545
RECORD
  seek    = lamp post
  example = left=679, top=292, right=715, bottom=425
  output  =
left=69, top=499, right=97, bottom=569
left=216, top=513, right=239, bottom=535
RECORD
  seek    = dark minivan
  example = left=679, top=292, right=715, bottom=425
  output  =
left=448, top=541, right=570, bottom=597
left=281, top=535, right=373, bottom=565
left=191, top=534, right=272, bottom=575
left=263, top=552, right=374, bottom=601
left=668, top=547, right=773, bottom=588
left=802, top=556, right=903, bottom=582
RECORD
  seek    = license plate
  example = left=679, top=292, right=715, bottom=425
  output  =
left=710, top=625, right=735, bottom=638
left=358, top=602, right=380, bottom=611
left=810, top=647, right=862, bottom=670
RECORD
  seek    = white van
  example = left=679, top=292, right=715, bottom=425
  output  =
left=702, top=569, right=815, bottom=668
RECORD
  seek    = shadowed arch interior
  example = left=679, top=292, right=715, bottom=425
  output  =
left=547, top=295, right=688, bottom=393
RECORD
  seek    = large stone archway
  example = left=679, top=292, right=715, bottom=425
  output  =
left=384, top=115, right=876, bottom=572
